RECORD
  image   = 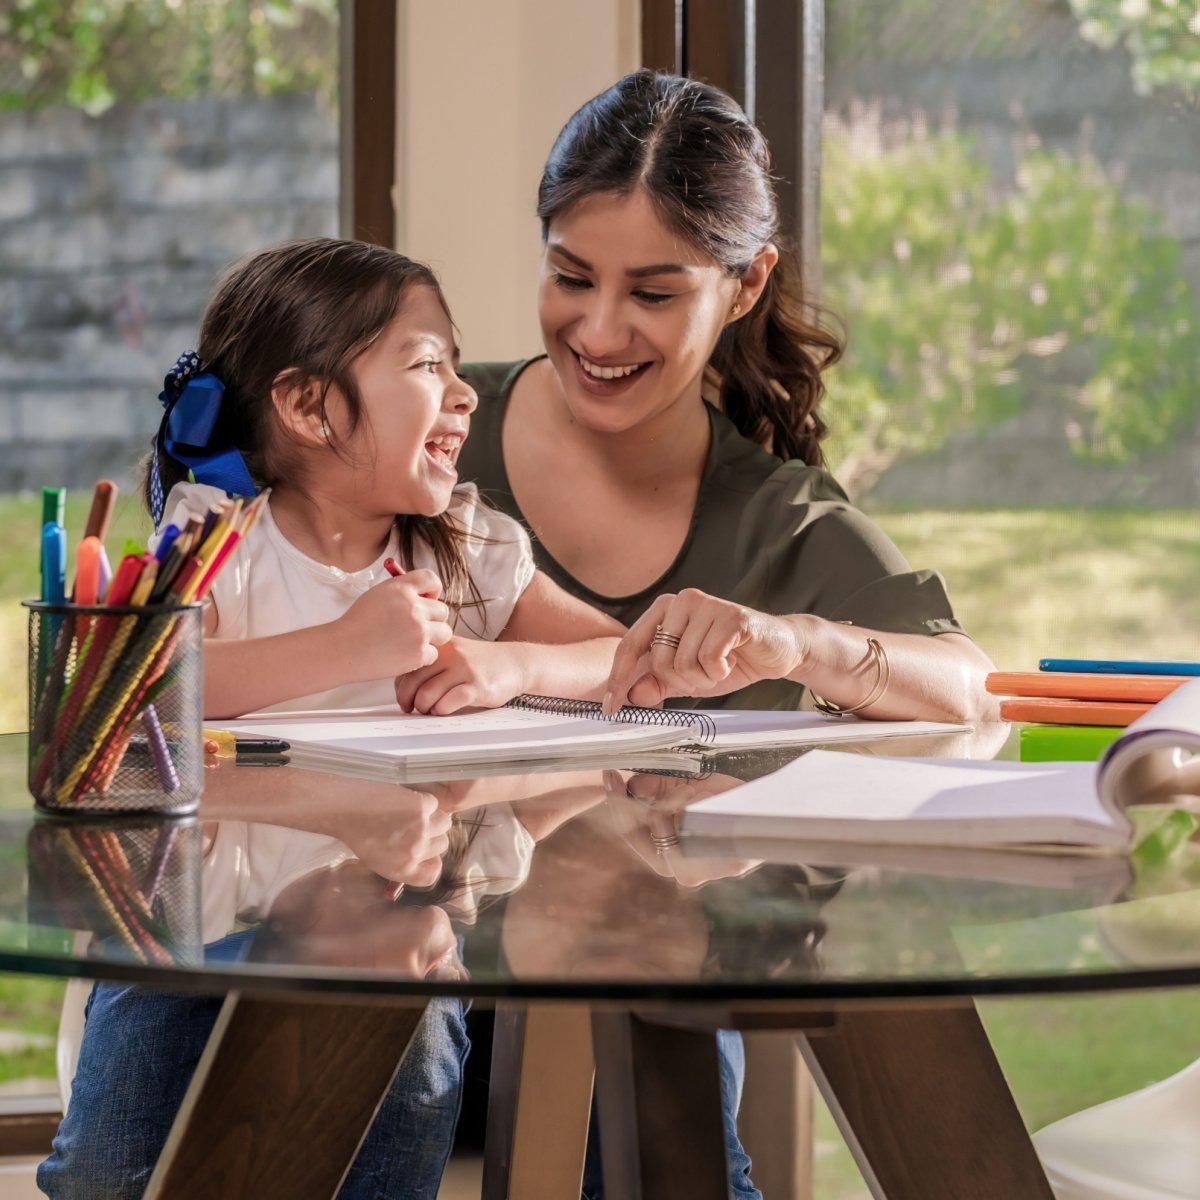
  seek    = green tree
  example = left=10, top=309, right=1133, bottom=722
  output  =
left=1, top=0, right=337, bottom=114
left=821, top=129, right=1200, bottom=497
left=1070, top=0, right=1200, bottom=103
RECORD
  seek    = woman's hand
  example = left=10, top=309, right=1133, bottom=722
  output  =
left=337, top=569, right=454, bottom=679
left=603, top=590, right=805, bottom=711
left=395, top=637, right=530, bottom=715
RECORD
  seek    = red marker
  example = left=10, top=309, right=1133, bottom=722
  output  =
left=385, top=556, right=439, bottom=598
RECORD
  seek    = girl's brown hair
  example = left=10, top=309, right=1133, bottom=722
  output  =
left=142, top=237, right=476, bottom=615
left=538, top=70, right=843, bottom=465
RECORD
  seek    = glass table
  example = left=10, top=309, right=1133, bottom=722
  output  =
left=4, top=727, right=1199, bottom=1199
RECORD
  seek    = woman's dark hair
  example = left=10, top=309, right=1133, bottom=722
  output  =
left=142, top=237, right=476, bottom=615
left=538, top=70, right=843, bottom=465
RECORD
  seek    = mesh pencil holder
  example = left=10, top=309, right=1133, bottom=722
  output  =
left=25, top=600, right=204, bottom=816
left=27, top=815, right=203, bottom=967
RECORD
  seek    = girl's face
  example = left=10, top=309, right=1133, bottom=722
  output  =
left=538, top=189, right=740, bottom=436
left=331, top=286, right=477, bottom=517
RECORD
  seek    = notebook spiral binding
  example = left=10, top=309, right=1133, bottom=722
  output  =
left=506, top=694, right=717, bottom=744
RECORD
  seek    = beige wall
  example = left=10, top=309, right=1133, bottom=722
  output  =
left=395, top=0, right=639, bottom=360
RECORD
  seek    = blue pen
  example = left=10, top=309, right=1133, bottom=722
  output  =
left=154, top=523, right=182, bottom=564
left=38, top=520, right=66, bottom=687
left=41, top=522, right=66, bottom=604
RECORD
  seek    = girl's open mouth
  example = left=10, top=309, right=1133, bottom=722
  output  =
left=423, top=433, right=462, bottom=474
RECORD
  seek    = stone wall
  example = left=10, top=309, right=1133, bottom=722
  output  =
left=0, top=92, right=338, bottom=492
left=826, top=40, right=1200, bottom=507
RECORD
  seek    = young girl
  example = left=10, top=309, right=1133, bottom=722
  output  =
left=40, top=237, right=625, bottom=1200
left=146, top=236, right=624, bottom=720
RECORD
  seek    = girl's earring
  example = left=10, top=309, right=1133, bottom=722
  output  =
left=730, top=299, right=742, bottom=318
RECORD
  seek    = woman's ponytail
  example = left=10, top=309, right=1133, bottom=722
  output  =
left=711, top=248, right=843, bottom=465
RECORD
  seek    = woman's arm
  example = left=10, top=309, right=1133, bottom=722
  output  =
left=603, top=590, right=1000, bottom=724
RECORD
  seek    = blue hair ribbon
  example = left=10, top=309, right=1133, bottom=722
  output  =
left=150, top=352, right=256, bottom=527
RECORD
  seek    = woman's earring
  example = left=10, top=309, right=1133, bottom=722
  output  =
left=730, top=300, right=742, bottom=318
left=319, top=423, right=330, bottom=440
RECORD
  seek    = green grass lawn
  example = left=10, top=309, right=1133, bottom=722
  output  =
left=0, top=497, right=1197, bottom=1187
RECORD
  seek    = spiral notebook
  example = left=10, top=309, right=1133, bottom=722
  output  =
left=221, top=694, right=968, bottom=780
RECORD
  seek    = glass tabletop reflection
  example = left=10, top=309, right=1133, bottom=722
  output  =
left=3, top=729, right=1199, bottom=1001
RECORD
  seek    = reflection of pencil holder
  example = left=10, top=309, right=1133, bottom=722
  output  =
left=27, top=815, right=203, bottom=966
left=25, top=601, right=204, bottom=815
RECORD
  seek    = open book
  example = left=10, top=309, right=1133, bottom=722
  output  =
left=221, top=695, right=969, bottom=780
left=681, top=679, right=1200, bottom=853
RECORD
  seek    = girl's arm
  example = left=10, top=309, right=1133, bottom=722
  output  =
left=205, top=569, right=453, bottom=718
left=603, top=590, right=999, bottom=724
left=395, top=570, right=625, bottom=715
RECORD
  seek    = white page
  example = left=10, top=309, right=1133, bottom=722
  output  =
left=223, top=706, right=693, bottom=763
left=702, top=709, right=970, bottom=748
left=681, top=750, right=1128, bottom=848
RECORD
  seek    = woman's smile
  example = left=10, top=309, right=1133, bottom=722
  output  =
left=570, top=347, right=653, bottom=395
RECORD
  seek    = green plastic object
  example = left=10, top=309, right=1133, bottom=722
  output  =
left=1019, top=724, right=1123, bottom=762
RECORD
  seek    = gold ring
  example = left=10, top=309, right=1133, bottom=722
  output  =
left=651, top=624, right=682, bottom=650
left=651, top=832, right=681, bottom=854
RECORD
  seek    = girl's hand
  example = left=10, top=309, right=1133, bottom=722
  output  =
left=395, top=637, right=530, bottom=715
left=337, top=569, right=454, bottom=679
left=603, top=590, right=805, bottom=711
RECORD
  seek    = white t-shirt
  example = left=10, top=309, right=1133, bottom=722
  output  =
left=156, top=481, right=536, bottom=711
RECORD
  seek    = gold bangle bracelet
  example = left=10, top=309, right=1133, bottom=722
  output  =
left=812, top=637, right=891, bottom=717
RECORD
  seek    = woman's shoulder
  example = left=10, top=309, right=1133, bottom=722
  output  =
left=707, top=406, right=851, bottom=508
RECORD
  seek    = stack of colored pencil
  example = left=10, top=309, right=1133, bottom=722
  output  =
left=986, top=668, right=1195, bottom=762
left=28, top=484, right=267, bottom=809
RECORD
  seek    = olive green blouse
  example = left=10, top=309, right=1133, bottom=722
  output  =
left=458, top=359, right=964, bottom=710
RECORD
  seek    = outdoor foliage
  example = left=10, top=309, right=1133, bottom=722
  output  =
left=0, top=0, right=338, bottom=113
left=1070, top=0, right=1200, bottom=101
left=821, top=126, right=1200, bottom=497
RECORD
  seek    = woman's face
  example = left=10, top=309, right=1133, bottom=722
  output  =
left=538, top=190, right=740, bottom=435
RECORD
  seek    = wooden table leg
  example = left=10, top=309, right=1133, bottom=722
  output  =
left=798, top=1002, right=1054, bottom=1200
left=591, top=1008, right=729, bottom=1200
left=483, top=1001, right=595, bottom=1200
left=143, top=991, right=428, bottom=1200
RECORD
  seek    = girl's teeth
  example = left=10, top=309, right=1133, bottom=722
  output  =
left=580, top=356, right=640, bottom=380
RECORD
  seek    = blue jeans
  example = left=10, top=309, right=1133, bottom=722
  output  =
left=582, top=1028, right=761, bottom=1200
left=38, top=933, right=468, bottom=1200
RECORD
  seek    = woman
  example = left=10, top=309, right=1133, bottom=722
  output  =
left=460, top=69, right=997, bottom=722
left=458, top=68, right=998, bottom=1200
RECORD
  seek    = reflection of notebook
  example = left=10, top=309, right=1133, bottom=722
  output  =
left=681, top=834, right=1133, bottom=897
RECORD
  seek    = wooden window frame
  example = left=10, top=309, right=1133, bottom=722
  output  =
left=640, top=0, right=824, bottom=292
